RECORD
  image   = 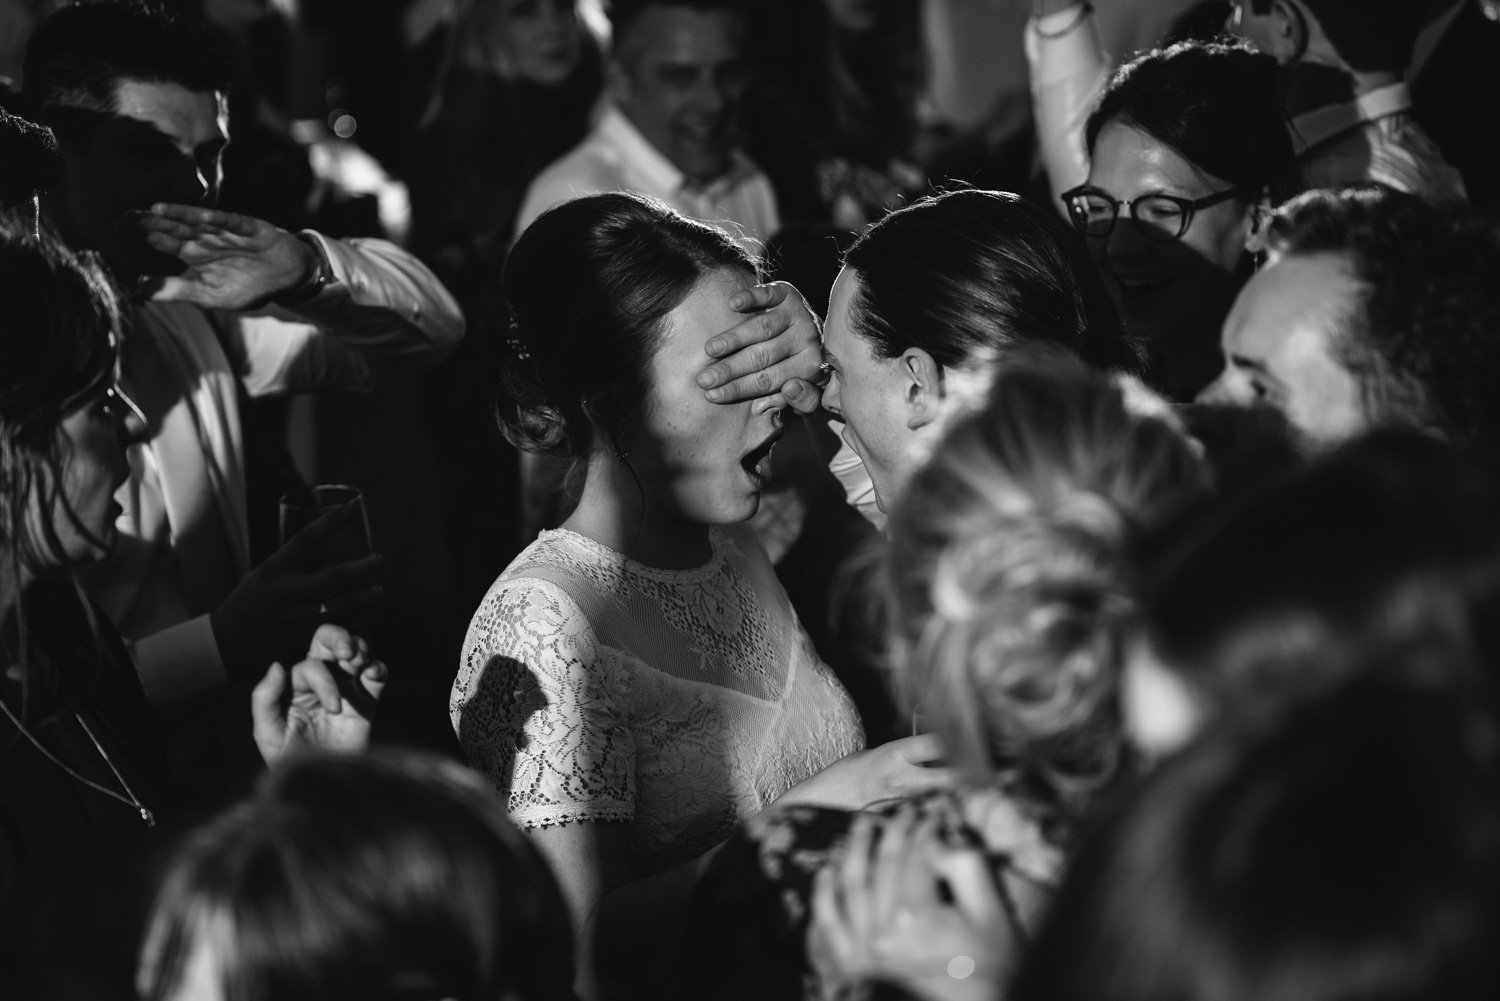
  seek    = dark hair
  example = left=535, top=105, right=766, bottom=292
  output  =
left=1251, top=0, right=1427, bottom=73
left=1139, top=431, right=1500, bottom=719
left=137, top=750, right=577, bottom=1001
left=0, top=107, right=62, bottom=211
left=886, top=355, right=1204, bottom=836
left=843, top=188, right=1141, bottom=375
left=22, top=0, right=233, bottom=116
left=1265, top=186, right=1500, bottom=455
left=1086, top=39, right=1302, bottom=206
left=497, top=191, right=757, bottom=460
left=0, top=231, right=120, bottom=708
left=1012, top=672, right=1500, bottom=1001
left=609, top=0, right=744, bottom=54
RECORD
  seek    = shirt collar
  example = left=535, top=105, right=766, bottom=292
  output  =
left=1290, top=81, right=1414, bottom=154
left=597, top=103, right=685, bottom=195
left=597, top=102, right=757, bottom=198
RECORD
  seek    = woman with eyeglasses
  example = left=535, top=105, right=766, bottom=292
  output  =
left=1062, top=39, right=1303, bottom=401
left=0, top=232, right=386, bottom=999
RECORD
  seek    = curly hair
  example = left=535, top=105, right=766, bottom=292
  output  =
left=1265, top=187, right=1500, bottom=456
left=883, top=354, right=1205, bottom=835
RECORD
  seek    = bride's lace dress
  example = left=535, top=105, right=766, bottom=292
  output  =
left=451, top=525, right=865, bottom=874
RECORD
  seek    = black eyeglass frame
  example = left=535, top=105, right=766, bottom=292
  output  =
left=1059, top=184, right=1254, bottom=242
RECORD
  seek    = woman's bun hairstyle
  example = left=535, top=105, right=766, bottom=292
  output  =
left=496, top=192, right=757, bottom=459
left=886, top=353, right=1205, bottom=832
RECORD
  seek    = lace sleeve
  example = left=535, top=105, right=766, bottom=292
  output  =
left=451, top=578, right=636, bottom=829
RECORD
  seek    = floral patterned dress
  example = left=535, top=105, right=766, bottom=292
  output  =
left=451, top=525, right=865, bottom=875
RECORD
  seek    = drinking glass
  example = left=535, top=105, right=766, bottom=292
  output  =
left=279, top=484, right=373, bottom=567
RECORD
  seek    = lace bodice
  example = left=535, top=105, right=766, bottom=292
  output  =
left=452, top=525, right=865, bottom=874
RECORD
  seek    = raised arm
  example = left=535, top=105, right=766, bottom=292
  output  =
left=1026, top=0, right=1112, bottom=209
left=134, top=202, right=465, bottom=395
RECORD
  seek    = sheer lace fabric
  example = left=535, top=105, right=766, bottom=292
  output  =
left=452, top=526, right=865, bottom=873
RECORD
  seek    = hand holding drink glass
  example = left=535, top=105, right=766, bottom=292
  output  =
left=279, top=484, right=374, bottom=569
left=209, top=484, right=384, bottom=683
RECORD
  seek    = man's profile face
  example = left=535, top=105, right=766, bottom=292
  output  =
left=1197, top=250, right=1368, bottom=446
left=613, top=6, right=747, bottom=184
left=55, top=77, right=228, bottom=279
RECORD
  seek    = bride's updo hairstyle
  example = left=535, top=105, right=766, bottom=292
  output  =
left=498, top=192, right=759, bottom=460
left=885, top=355, right=1203, bottom=835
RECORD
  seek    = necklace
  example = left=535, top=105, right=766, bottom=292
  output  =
left=0, top=699, right=156, bottom=827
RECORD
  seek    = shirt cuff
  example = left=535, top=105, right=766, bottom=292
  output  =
left=1026, top=3, right=1109, bottom=88
left=129, top=614, right=228, bottom=712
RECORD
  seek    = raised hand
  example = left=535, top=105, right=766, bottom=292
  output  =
left=210, top=503, right=385, bottom=683
left=250, top=625, right=387, bottom=764
left=808, top=806, right=1016, bottom=1001
left=131, top=203, right=320, bottom=310
left=697, top=281, right=826, bottom=414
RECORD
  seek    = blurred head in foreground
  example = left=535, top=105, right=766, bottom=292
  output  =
left=884, top=355, right=1204, bottom=837
left=1013, top=670, right=1500, bottom=1001
left=1127, top=430, right=1500, bottom=758
left=137, top=751, right=576, bottom=1001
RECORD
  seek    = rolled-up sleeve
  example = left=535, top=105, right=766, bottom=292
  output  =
left=1026, top=3, right=1112, bottom=210
left=229, top=232, right=466, bottom=398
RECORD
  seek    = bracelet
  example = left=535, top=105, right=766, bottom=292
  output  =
left=1034, top=1, right=1094, bottom=40
left=277, top=232, right=331, bottom=306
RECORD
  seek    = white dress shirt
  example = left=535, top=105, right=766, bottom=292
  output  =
left=1290, top=82, right=1468, bottom=204
left=77, top=232, right=464, bottom=709
left=513, top=103, right=780, bottom=247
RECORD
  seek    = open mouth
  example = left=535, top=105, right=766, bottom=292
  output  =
left=741, top=429, right=783, bottom=490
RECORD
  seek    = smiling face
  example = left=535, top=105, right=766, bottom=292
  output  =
left=820, top=266, right=922, bottom=512
left=613, top=6, right=747, bottom=183
left=630, top=268, right=784, bottom=525
left=491, top=0, right=583, bottom=84
left=56, top=78, right=228, bottom=279
left=1084, top=120, right=1255, bottom=359
left=1198, top=250, right=1368, bottom=446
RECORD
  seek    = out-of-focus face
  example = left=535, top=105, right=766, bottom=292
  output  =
left=493, top=0, right=582, bottom=84
left=55, top=78, right=228, bottom=279
left=614, top=6, right=747, bottom=183
left=1198, top=251, right=1368, bottom=446
left=632, top=268, right=784, bottom=525
left=39, top=383, right=138, bottom=566
left=823, top=0, right=883, bottom=32
left=1083, top=121, right=1255, bottom=361
left=820, top=266, right=918, bottom=513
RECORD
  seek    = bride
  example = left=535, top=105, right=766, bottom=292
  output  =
left=450, top=192, right=948, bottom=998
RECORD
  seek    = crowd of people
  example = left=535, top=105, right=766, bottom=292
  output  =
left=1, top=1, right=1498, bottom=1000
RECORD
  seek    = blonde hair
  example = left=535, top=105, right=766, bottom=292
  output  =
left=885, top=355, right=1204, bottom=830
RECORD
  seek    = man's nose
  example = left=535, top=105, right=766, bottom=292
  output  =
left=1195, top=370, right=1234, bottom=406
left=164, top=153, right=211, bottom=206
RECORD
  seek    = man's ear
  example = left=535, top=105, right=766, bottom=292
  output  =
left=1269, top=0, right=1310, bottom=63
left=900, top=347, right=944, bottom=431
left=1243, top=193, right=1275, bottom=256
